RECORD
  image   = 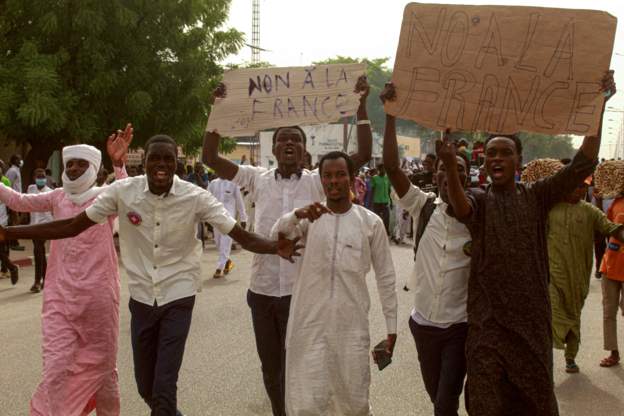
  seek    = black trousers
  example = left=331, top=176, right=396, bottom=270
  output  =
left=32, top=239, right=47, bottom=284
left=372, top=203, right=390, bottom=235
left=130, top=296, right=195, bottom=416
left=0, top=242, right=16, bottom=273
left=247, top=290, right=291, bottom=416
left=409, top=317, right=468, bottom=416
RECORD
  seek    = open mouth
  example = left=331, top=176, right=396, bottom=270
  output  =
left=491, top=165, right=505, bottom=179
left=154, top=170, right=169, bottom=180
left=284, top=148, right=295, bottom=157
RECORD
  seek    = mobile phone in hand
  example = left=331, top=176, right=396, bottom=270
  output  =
left=373, top=339, right=392, bottom=371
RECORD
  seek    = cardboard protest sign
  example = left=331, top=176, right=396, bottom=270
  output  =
left=385, top=3, right=617, bottom=136
left=207, top=64, right=366, bottom=137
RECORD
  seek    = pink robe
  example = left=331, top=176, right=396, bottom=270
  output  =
left=0, top=174, right=125, bottom=416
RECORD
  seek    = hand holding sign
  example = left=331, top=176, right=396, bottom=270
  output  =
left=601, top=70, right=616, bottom=101
left=386, top=3, right=617, bottom=136
left=206, top=64, right=367, bottom=137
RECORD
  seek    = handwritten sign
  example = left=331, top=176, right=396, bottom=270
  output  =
left=207, top=64, right=366, bottom=137
left=385, top=3, right=617, bottom=136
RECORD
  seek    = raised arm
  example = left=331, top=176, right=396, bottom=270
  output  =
left=202, top=83, right=240, bottom=180
left=380, top=83, right=411, bottom=198
left=1, top=212, right=95, bottom=241
left=349, top=75, right=373, bottom=171
left=579, top=70, right=615, bottom=161
left=436, top=131, right=472, bottom=220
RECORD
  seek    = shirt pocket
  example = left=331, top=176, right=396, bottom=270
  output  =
left=338, top=234, right=363, bottom=273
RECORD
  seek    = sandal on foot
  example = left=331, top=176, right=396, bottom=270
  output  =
left=600, top=356, right=620, bottom=367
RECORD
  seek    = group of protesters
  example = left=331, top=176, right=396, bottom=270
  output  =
left=0, top=65, right=622, bottom=416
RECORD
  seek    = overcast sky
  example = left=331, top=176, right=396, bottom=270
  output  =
left=223, top=0, right=624, bottom=158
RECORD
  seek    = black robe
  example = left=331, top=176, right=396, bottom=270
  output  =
left=462, top=151, right=596, bottom=416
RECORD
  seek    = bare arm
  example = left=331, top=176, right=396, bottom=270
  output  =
left=228, top=224, right=303, bottom=261
left=349, top=75, right=373, bottom=171
left=380, top=83, right=411, bottom=198
left=436, top=132, right=472, bottom=219
left=2, top=212, right=95, bottom=241
left=202, top=84, right=240, bottom=180
left=580, top=70, right=615, bottom=160
left=202, top=131, right=239, bottom=180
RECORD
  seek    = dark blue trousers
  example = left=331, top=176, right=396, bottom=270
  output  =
left=409, top=316, right=468, bottom=416
left=130, top=296, right=195, bottom=416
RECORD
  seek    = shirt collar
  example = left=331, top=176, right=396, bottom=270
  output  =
left=142, top=174, right=178, bottom=196
left=274, top=168, right=303, bottom=181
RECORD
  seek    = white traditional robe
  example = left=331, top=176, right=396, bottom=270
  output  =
left=208, top=178, right=248, bottom=269
left=271, top=204, right=398, bottom=416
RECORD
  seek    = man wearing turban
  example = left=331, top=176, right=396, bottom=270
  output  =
left=0, top=125, right=132, bottom=416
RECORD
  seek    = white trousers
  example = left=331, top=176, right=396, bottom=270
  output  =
left=214, top=229, right=232, bottom=270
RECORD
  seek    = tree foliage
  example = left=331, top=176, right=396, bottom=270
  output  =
left=0, top=0, right=244, bottom=170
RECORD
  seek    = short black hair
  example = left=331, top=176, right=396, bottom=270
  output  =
left=32, top=168, right=46, bottom=178
left=10, top=155, right=20, bottom=166
left=318, top=151, right=355, bottom=179
left=425, top=153, right=436, bottom=161
left=272, top=126, right=307, bottom=146
left=145, top=134, right=177, bottom=155
left=485, top=133, right=522, bottom=156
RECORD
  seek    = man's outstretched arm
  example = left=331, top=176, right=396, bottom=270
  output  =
left=228, top=224, right=303, bottom=262
left=1, top=212, right=96, bottom=241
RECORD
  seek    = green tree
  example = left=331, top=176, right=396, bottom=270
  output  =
left=0, top=0, right=243, bottom=185
left=519, top=133, right=576, bottom=162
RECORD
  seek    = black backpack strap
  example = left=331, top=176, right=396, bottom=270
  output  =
left=413, top=196, right=437, bottom=260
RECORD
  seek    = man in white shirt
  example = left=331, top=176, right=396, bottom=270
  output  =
left=203, top=77, right=373, bottom=416
left=271, top=151, right=397, bottom=415
left=1, top=134, right=301, bottom=416
left=208, top=178, right=248, bottom=278
left=27, top=168, right=54, bottom=293
left=382, top=84, right=472, bottom=416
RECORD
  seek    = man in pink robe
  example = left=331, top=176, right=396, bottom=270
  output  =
left=0, top=126, right=132, bottom=416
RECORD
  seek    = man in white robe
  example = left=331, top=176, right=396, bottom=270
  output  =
left=208, top=178, right=248, bottom=278
left=271, top=151, right=398, bottom=416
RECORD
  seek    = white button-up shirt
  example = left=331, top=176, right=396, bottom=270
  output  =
left=86, top=175, right=237, bottom=306
left=233, top=166, right=324, bottom=297
left=398, top=185, right=471, bottom=327
left=208, top=178, right=248, bottom=222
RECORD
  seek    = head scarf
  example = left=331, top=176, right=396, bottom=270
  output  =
left=62, top=144, right=102, bottom=205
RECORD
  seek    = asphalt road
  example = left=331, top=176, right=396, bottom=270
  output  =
left=1, top=241, right=623, bottom=415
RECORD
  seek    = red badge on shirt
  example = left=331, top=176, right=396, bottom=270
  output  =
left=127, top=211, right=142, bottom=226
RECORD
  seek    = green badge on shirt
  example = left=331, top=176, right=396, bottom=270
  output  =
left=463, top=241, right=472, bottom=257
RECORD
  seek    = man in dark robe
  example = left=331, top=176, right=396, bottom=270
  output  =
left=436, top=70, right=614, bottom=415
